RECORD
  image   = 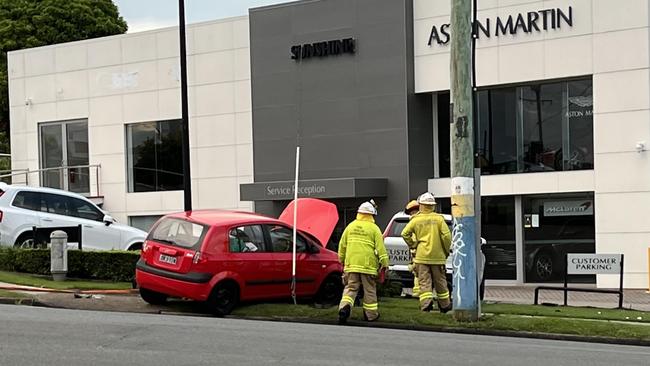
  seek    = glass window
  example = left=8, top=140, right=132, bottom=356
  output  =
left=39, top=120, right=89, bottom=194
left=481, top=196, right=516, bottom=280
left=67, top=197, right=103, bottom=222
left=129, top=215, right=163, bottom=232
left=150, top=218, right=207, bottom=248
left=477, top=89, right=518, bottom=174
left=42, top=193, right=69, bottom=216
left=520, top=82, right=564, bottom=172
left=441, top=78, right=594, bottom=176
left=267, top=225, right=308, bottom=253
left=386, top=218, right=409, bottom=237
left=229, top=225, right=266, bottom=253
left=13, top=191, right=42, bottom=211
left=126, top=120, right=183, bottom=193
left=523, top=194, right=595, bottom=283
left=566, top=80, right=593, bottom=170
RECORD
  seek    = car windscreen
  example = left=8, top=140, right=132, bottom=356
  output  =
left=150, top=218, right=207, bottom=248
left=387, top=219, right=409, bottom=237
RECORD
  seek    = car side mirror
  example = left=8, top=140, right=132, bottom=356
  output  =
left=103, top=214, right=114, bottom=226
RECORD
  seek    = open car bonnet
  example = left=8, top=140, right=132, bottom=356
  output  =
left=278, top=198, right=339, bottom=247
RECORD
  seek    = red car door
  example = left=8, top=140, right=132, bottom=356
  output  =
left=225, top=224, right=278, bottom=300
left=266, top=224, right=322, bottom=296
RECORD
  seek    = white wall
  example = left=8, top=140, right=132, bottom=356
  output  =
left=418, top=0, right=650, bottom=288
left=8, top=16, right=253, bottom=224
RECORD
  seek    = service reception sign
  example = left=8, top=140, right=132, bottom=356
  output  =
left=567, top=254, right=622, bottom=275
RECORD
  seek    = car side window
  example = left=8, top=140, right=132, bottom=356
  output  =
left=13, top=191, right=43, bottom=211
left=229, top=225, right=266, bottom=253
left=267, top=225, right=308, bottom=253
left=42, top=193, right=69, bottom=216
left=66, top=197, right=103, bottom=222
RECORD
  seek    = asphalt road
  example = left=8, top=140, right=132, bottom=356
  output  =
left=1, top=305, right=648, bottom=366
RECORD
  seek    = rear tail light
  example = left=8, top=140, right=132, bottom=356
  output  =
left=0, top=210, right=4, bottom=223
left=141, top=242, right=149, bottom=255
left=192, top=251, right=202, bottom=264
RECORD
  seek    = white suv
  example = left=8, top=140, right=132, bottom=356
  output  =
left=0, top=183, right=146, bottom=251
left=383, top=211, right=486, bottom=299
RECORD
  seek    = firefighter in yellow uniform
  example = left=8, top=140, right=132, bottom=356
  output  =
left=401, top=192, right=453, bottom=313
left=338, top=201, right=389, bottom=324
left=404, top=200, right=420, bottom=298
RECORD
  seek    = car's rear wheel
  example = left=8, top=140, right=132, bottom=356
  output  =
left=127, top=243, right=143, bottom=251
left=206, top=281, right=239, bottom=317
left=139, top=288, right=168, bottom=305
left=315, top=274, right=343, bottom=306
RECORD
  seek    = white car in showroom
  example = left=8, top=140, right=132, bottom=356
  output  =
left=0, top=183, right=146, bottom=251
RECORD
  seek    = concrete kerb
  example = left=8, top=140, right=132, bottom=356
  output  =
left=2, top=295, right=647, bottom=347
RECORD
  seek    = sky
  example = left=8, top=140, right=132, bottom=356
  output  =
left=112, top=0, right=289, bottom=33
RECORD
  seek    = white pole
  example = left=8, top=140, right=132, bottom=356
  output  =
left=291, top=146, right=300, bottom=305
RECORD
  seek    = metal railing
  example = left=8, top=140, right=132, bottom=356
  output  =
left=0, top=164, right=102, bottom=197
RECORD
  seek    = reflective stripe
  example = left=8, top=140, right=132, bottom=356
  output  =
left=363, top=303, right=378, bottom=310
left=378, top=254, right=389, bottom=261
left=341, top=295, right=354, bottom=305
left=419, top=292, right=434, bottom=301
left=345, top=265, right=377, bottom=272
left=436, top=291, right=450, bottom=299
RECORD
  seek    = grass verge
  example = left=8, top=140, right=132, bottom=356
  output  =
left=232, top=297, right=650, bottom=341
left=485, top=303, right=649, bottom=323
left=0, top=271, right=132, bottom=291
left=0, top=289, right=29, bottom=299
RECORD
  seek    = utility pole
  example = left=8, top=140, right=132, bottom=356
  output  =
left=450, top=0, right=479, bottom=321
left=178, top=0, right=192, bottom=212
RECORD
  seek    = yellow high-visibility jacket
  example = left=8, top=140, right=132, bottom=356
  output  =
left=400, top=208, right=451, bottom=265
left=338, top=214, right=389, bottom=275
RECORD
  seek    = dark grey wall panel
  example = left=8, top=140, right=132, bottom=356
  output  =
left=249, top=0, right=425, bottom=227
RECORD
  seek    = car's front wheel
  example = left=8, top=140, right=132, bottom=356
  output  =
left=314, top=274, right=343, bottom=306
left=531, top=252, right=555, bottom=282
left=139, top=288, right=168, bottom=305
left=206, top=281, right=239, bottom=317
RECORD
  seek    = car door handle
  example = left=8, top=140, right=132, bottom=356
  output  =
left=83, top=225, right=94, bottom=229
left=42, top=218, right=53, bottom=222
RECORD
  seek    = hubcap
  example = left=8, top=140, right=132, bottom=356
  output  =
left=19, top=239, right=35, bottom=249
left=536, top=256, right=553, bottom=279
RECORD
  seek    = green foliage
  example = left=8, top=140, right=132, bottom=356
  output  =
left=0, top=0, right=128, bottom=154
left=0, top=247, right=139, bottom=282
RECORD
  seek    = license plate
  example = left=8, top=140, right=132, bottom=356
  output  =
left=159, top=254, right=177, bottom=265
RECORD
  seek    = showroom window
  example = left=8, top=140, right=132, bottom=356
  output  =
left=126, top=120, right=183, bottom=193
left=442, top=77, right=594, bottom=176
left=129, top=215, right=162, bottom=232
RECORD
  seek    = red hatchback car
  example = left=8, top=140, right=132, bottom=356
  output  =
left=135, top=200, right=343, bottom=316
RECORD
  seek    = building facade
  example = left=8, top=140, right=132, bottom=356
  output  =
left=8, top=0, right=650, bottom=288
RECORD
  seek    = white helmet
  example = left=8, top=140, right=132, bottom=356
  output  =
left=417, top=192, right=436, bottom=206
left=358, top=201, right=378, bottom=215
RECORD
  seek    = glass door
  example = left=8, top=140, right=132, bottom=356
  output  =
left=522, top=193, right=596, bottom=283
left=39, top=120, right=89, bottom=194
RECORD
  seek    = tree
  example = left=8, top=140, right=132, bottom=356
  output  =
left=0, top=0, right=128, bottom=171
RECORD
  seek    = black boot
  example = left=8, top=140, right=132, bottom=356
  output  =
left=439, top=303, right=453, bottom=314
left=338, top=305, right=351, bottom=324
